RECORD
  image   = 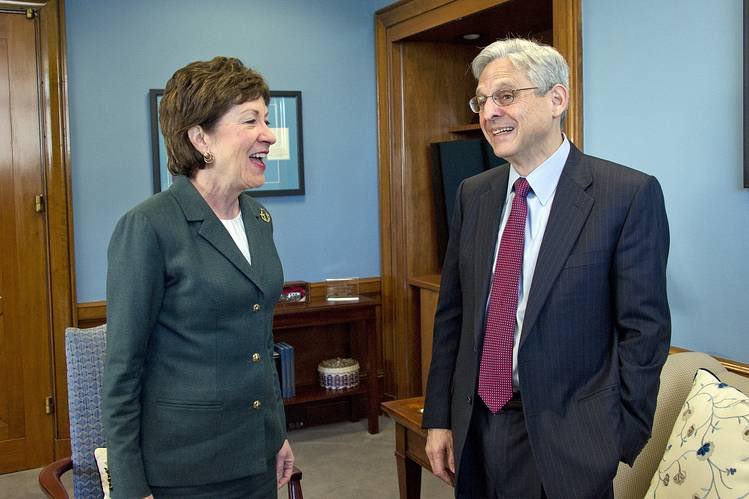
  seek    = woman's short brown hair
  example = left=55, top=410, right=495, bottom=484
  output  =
left=159, top=56, right=271, bottom=177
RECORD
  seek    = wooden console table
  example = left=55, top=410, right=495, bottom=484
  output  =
left=274, top=296, right=381, bottom=434
left=381, top=396, right=431, bottom=499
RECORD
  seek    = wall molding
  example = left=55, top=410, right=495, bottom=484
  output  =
left=77, top=277, right=748, bottom=379
left=77, top=276, right=382, bottom=328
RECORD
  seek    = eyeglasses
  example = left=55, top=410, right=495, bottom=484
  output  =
left=469, top=87, right=538, bottom=113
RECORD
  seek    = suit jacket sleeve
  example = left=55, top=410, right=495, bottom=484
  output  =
left=422, top=181, right=467, bottom=429
left=103, top=210, right=165, bottom=498
left=614, top=175, right=671, bottom=465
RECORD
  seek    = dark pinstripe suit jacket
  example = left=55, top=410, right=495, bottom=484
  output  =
left=103, top=176, right=286, bottom=498
left=422, top=143, right=671, bottom=499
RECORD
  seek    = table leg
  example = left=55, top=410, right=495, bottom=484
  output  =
left=364, top=314, right=379, bottom=434
left=395, top=424, right=421, bottom=499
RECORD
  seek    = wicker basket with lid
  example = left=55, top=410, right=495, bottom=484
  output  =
left=318, top=357, right=360, bottom=390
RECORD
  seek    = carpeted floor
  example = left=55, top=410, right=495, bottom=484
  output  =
left=0, top=416, right=453, bottom=498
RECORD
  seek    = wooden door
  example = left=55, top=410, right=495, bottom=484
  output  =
left=0, top=10, right=55, bottom=473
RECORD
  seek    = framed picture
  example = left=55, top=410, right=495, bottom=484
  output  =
left=148, top=89, right=169, bottom=193
left=149, top=89, right=305, bottom=196
left=745, top=0, right=749, bottom=187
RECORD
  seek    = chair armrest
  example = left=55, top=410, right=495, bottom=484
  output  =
left=38, top=456, right=72, bottom=499
left=288, top=465, right=303, bottom=499
left=39, top=457, right=298, bottom=499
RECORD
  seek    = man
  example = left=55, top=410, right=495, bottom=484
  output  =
left=422, top=38, right=670, bottom=499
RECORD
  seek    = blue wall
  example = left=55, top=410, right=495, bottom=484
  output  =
left=68, top=1, right=748, bottom=361
left=67, top=0, right=389, bottom=302
left=584, top=0, right=749, bottom=361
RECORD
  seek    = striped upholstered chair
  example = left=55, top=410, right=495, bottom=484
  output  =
left=39, top=324, right=108, bottom=498
left=39, top=325, right=303, bottom=498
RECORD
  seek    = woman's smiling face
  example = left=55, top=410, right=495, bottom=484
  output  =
left=203, top=98, right=276, bottom=191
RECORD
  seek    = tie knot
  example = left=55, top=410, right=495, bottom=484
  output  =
left=514, top=177, right=530, bottom=198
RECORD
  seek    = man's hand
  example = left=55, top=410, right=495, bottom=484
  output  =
left=276, top=439, right=295, bottom=488
left=425, top=428, right=455, bottom=486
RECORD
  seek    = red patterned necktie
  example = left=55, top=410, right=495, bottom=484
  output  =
left=478, top=177, right=531, bottom=413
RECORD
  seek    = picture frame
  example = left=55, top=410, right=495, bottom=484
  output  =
left=745, top=0, right=749, bottom=187
left=148, top=89, right=168, bottom=193
left=149, top=89, right=305, bottom=196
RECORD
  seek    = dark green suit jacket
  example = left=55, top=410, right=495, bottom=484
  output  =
left=102, top=176, right=286, bottom=499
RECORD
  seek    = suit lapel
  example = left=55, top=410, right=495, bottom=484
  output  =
left=473, top=166, right=510, bottom=347
left=519, top=145, right=594, bottom=349
left=239, top=194, right=272, bottom=292
left=169, top=176, right=264, bottom=291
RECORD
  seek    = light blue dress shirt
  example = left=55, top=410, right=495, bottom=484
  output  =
left=489, top=136, right=570, bottom=388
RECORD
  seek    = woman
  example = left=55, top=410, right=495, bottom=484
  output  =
left=102, top=56, right=294, bottom=499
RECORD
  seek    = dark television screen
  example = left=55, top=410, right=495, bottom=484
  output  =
left=430, top=138, right=507, bottom=266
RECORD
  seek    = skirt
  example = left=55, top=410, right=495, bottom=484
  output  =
left=150, top=458, right=277, bottom=499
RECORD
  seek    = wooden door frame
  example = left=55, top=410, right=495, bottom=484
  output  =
left=0, top=0, right=76, bottom=459
left=375, top=0, right=583, bottom=398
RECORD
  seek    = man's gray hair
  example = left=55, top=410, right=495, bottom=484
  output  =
left=472, top=38, right=569, bottom=94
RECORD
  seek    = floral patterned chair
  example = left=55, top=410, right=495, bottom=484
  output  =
left=612, top=351, right=749, bottom=498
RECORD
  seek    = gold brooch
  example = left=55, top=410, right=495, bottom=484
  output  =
left=259, top=208, right=271, bottom=223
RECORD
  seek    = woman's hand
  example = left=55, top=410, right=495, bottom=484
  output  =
left=275, top=439, right=295, bottom=488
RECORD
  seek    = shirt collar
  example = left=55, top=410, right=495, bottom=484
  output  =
left=508, top=135, right=570, bottom=206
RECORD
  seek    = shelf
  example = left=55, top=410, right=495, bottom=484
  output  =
left=283, top=380, right=368, bottom=406
left=273, top=295, right=380, bottom=433
left=447, top=123, right=481, bottom=134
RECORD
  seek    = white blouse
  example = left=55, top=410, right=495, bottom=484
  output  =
left=220, top=212, right=251, bottom=266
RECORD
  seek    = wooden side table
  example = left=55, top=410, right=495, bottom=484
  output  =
left=381, top=397, right=430, bottom=499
